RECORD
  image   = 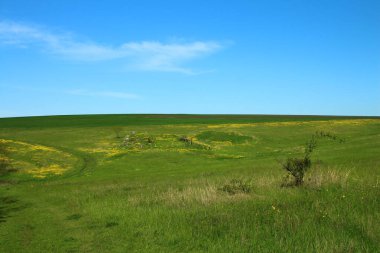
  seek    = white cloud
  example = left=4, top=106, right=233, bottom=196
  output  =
left=0, top=21, right=225, bottom=74
left=67, top=89, right=140, bottom=99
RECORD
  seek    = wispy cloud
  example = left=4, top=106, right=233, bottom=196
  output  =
left=0, top=20, right=225, bottom=74
left=67, top=89, right=140, bottom=99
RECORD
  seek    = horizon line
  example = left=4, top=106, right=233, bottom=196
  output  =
left=1, top=113, right=379, bottom=120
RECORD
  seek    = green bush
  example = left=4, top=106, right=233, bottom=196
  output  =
left=220, top=179, right=253, bottom=195
left=282, top=157, right=311, bottom=186
left=178, top=136, right=193, bottom=145
left=281, top=131, right=339, bottom=186
left=146, top=136, right=156, bottom=145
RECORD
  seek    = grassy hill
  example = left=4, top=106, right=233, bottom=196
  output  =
left=1, top=114, right=379, bottom=252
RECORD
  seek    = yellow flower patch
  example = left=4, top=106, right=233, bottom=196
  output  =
left=0, top=139, right=60, bottom=153
left=79, top=147, right=127, bottom=158
left=0, top=138, right=76, bottom=178
left=26, top=164, right=67, bottom=178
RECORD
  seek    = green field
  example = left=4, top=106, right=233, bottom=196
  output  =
left=0, top=114, right=379, bottom=252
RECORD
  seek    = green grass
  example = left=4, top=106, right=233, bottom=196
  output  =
left=196, top=131, right=252, bottom=144
left=0, top=114, right=379, bottom=252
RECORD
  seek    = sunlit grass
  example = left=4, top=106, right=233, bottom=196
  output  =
left=0, top=115, right=379, bottom=252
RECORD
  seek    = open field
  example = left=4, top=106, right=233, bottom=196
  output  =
left=0, top=114, right=379, bottom=252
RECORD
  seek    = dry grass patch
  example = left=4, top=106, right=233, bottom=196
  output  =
left=160, top=185, right=253, bottom=206
left=305, top=168, right=351, bottom=188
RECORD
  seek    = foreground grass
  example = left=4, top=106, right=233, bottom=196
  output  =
left=0, top=115, right=379, bottom=252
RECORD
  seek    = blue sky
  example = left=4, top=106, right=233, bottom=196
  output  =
left=0, top=0, right=379, bottom=117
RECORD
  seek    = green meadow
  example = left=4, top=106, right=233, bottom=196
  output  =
left=0, top=114, right=379, bottom=252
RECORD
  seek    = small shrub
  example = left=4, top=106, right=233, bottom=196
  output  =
left=220, top=179, right=253, bottom=195
left=146, top=136, right=156, bottom=145
left=179, top=136, right=193, bottom=145
left=282, top=157, right=311, bottom=186
left=281, top=131, right=341, bottom=187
